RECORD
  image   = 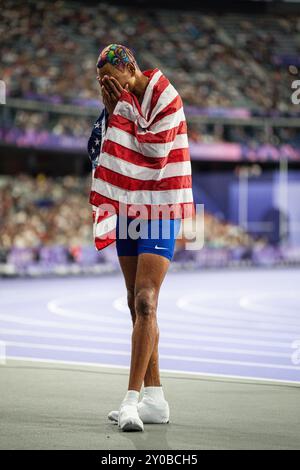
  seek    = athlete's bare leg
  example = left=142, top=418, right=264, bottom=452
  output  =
left=128, top=253, right=170, bottom=392
left=118, top=256, right=138, bottom=327
left=118, top=255, right=163, bottom=387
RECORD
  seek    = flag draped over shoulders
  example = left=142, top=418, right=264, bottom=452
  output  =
left=87, top=67, right=195, bottom=251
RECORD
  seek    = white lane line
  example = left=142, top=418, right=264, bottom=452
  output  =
left=0, top=328, right=129, bottom=344
left=177, top=295, right=300, bottom=328
left=2, top=287, right=300, bottom=321
left=0, top=328, right=293, bottom=358
left=114, top=297, right=300, bottom=337
left=5, top=341, right=300, bottom=370
left=4, top=355, right=300, bottom=385
left=176, top=290, right=300, bottom=318
left=6, top=341, right=130, bottom=356
left=0, top=312, right=131, bottom=334
left=49, top=294, right=300, bottom=336
left=52, top=295, right=278, bottom=331
left=0, top=289, right=117, bottom=305
left=47, top=299, right=129, bottom=326
left=46, top=297, right=300, bottom=340
left=171, top=308, right=300, bottom=333
left=0, top=313, right=293, bottom=348
left=240, top=292, right=300, bottom=317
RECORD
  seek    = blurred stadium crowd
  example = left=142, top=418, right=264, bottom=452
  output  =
left=3, top=109, right=300, bottom=148
left=1, top=0, right=299, bottom=111
left=1, top=0, right=300, bottom=273
left=1, top=0, right=300, bottom=152
left=0, top=173, right=267, bottom=263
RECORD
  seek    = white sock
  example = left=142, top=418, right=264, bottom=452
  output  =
left=121, top=390, right=140, bottom=406
left=140, top=386, right=169, bottom=424
left=118, top=390, right=144, bottom=431
left=108, top=386, right=169, bottom=425
left=143, top=385, right=165, bottom=402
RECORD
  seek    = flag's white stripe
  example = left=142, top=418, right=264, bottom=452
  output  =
left=134, top=133, right=188, bottom=155
left=91, top=178, right=194, bottom=205
left=148, top=107, right=186, bottom=134
left=117, top=82, right=179, bottom=130
left=115, top=103, right=185, bottom=136
left=99, top=152, right=192, bottom=180
left=95, top=213, right=117, bottom=238
left=113, top=70, right=163, bottom=126
left=107, top=126, right=188, bottom=158
left=146, top=83, right=179, bottom=128
left=114, top=99, right=136, bottom=123
left=170, top=134, right=189, bottom=151
left=141, top=69, right=163, bottom=119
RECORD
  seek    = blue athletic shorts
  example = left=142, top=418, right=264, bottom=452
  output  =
left=116, top=215, right=182, bottom=261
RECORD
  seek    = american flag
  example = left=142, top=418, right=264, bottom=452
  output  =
left=87, top=107, right=117, bottom=251
left=87, top=107, right=109, bottom=170
left=88, top=67, right=195, bottom=251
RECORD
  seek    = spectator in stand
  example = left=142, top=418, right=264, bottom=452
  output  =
left=1, top=0, right=299, bottom=111
left=0, top=174, right=267, bottom=260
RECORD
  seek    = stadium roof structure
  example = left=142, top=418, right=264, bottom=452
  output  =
left=91, top=0, right=300, bottom=11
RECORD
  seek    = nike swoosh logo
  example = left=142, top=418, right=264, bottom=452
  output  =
left=154, top=245, right=167, bottom=250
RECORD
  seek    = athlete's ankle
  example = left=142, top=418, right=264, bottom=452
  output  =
left=143, top=383, right=162, bottom=388
left=142, top=385, right=166, bottom=402
left=121, top=389, right=140, bottom=406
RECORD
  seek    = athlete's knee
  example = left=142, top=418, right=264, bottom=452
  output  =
left=135, top=286, right=158, bottom=318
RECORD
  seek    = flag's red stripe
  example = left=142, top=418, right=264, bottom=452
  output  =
left=95, top=232, right=116, bottom=249
left=150, top=95, right=183, bottom=126
left=149, top=75, right=170, bottom=121
left=90, top=191, right=195, bottom=219
left=117, top=87, right=183, bottom=129
left=94, top=166, right=192, bottom=192
left=102, top=140, right=190, bottom=169
left=109, top=114, right=187, bottom=143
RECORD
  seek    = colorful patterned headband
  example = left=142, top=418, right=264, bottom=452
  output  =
left=97, top=44, right=137, bottom=71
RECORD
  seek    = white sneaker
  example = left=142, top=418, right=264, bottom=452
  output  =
left=118, top=403, right=144, bottom=432
left=109, top=397, right=170, bottom=425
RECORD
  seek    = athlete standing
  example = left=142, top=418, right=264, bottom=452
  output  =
left=91, top=44, right=194, bottom=431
